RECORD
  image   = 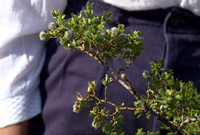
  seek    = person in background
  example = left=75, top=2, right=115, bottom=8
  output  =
left=1, top=0, right=200, bottom=135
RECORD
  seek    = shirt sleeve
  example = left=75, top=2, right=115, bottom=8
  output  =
left=103, top=0, right=200, bottom=16
left=0, top=0, right=67, bottom=128
left=180, top=0, right=200, bottom=16
left=102, top=0, right=181, bottom=11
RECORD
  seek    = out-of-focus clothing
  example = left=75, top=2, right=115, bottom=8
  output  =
left=0, top=0, right=66, bottom=128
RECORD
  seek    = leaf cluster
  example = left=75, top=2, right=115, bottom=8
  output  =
left=43, top=1, right=143, bottom=66
left=143, top=58, right=200, bottom=134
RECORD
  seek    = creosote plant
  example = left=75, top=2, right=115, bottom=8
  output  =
left=40, top=2, right=200, bottom=135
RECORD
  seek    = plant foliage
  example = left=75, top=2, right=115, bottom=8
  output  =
left=40, top=2, right=200, bottom=134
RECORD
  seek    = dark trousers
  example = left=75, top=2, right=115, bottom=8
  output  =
left=30, top=0, right=200, bottom=134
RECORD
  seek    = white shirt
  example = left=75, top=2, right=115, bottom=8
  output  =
left=0, top=0, right=67, bottom=128
left=103, top=0, right=200, bottom=16
left=0, top=0, right=199, bottom=128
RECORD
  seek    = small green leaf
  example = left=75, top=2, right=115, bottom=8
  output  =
left=108, top=77, right=113, bottom=83
left=140, top=95, right=147, bottom=102
left=86, top=1, right=90, bottom=10
left=88, top=81, right=95, bottom=89
left=85, top=100, right=90, bottom=107
left=175, top=95, right=182, bottom=100
left=105, top=74, right=108, bottom=81
left=102, top=80, right=107, bottom=86
left=146, top=112, right=151, bottom=119
left=136, top=128, right=146, bottom=135
left=89, top=110, right=96, bottom=116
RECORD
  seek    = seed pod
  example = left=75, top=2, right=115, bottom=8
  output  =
left=73, top=101, right=81, bottom=113
left=121, top=73, right=126, bottom=80
left=39, top=31, right=46, bottom=41
left=142, top=70, right=150, bottom=79
left=111, top=27, right=118, bottom=36
left=64, top=30, right=73, bottom=40
left=48, top=22, right=56, bottom=31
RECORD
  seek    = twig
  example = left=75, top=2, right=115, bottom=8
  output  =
left=105, top=85, right=107, bottom=101
left=180, top=116, right=200, bottom=128
left=117, top=60, right=134, bottom=74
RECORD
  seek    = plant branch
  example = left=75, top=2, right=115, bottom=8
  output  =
left=81, top=44, right=184, bottom=134
left=180, top=115, right=200, bottom=128
left=105, top=85, right=108, bottom=101
left=117, top=60, right=134, bottom=74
